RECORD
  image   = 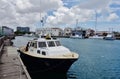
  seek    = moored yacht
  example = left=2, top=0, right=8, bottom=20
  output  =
left=18, top=35, right=79, bottom=75
left=70, top=34, right=83, bottom=39
left=89, top=35, right=104, bottom=39
left=104, top=34, right=116, bottom=40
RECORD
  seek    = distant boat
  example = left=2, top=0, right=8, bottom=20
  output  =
left=70, top=34, right=83, bottom=39
left=18, top=35, right=79, bottom=75
left=23, top=33, right=29, bottom=37
left=104, top=34, right=115, bottom=40
left=24, top=33, right=35, bottom=37
left=89, top=35, right=103, bottom=39
left=70, top=19, right=83, bottom=39
left=89, top=10, right=104, bottom=39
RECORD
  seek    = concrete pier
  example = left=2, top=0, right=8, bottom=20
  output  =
left=0, top=40, right=31, bottom=79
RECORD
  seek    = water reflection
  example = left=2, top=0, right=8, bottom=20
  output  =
left=67, top=70, right=77, bottom=79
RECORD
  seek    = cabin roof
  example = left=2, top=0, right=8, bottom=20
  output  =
left=30, top=38, right=58, bottom=42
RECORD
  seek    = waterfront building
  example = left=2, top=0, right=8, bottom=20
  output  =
left=86, top=29, right=95, bottom=36
left=36, top=27, right=63, bottom=36
left=36, top=28, right=52, bottom=36
left=2, top=26, right=14, bottom=36
left=17, top=27, right=30, bottom=32
left=64, top=27, right=72, bottom=36
left=51, top=28, right=63, bottom=36
left=96, top=31, right=110, bottom=36
left=0, top=27, right=2, bottom=36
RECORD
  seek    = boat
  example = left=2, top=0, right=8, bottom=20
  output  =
left=89, top=10, right=104, bottom=40
left=89, top=35, right=103, bottom=39
left=104, top=34, right=116, bottom=40
left=23, top=33, right=35, bottom=37
left=70, top=34, right=83, bottom=39
left=70, top=19, right=83, bottom=39
left=23, top=33, right=29, bottom=37
left=18, top=35, right=79, bottom=75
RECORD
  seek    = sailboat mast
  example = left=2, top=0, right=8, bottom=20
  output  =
left=76, top=19, right=78, bottom=27
left=95, top=10, right=97, bottom=34
left=76, top=19, right=78, bottom=31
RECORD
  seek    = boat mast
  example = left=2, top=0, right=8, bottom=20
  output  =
left=76, top=19, right=78, bottom=28
left=95, top=10, right=97, bottom=35
left=76, top=19, right=78, bottom=31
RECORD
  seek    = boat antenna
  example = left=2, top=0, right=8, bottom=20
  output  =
left=39, top=0, right=44, bottom=26
left=40, top=0, right=42, bottom=27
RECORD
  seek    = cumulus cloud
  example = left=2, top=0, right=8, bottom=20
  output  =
left=107, top=13, right=119, bottom=21
left=14, top=0, right=63, bottom=14
left=0, top=0, right=63, bottom=31
left=46, top=6, right=95, bottom=27
left=0, top=0, right=120, bottom=31
left=0, top=0, right=17, bottom=24
left=45, top=0, right=116, bottom=27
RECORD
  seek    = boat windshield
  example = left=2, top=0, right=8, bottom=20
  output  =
left=38, top=42, right=46, bottom=48
left=47, top=41, right=55, bottom=47
left=55, top=41, right=61, bottom=46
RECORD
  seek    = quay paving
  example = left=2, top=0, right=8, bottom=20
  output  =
left=0, top=46, right=31, bottom=79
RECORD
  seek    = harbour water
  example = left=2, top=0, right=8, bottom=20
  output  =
left=12, top=36, right=120, bottom=79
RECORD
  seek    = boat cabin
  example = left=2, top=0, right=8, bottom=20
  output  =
left=25, top=38, right=70, bottom=56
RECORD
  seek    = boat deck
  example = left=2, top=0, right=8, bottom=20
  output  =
left=0, top=46, right=31, bottom=79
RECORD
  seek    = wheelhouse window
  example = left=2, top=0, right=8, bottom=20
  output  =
left=32, top=43, right=34, bottom=47
left=30, top=42, right=37, bottom=48
left=29, top=42, right=32, bottom=46
left=47, top=41, right=55, bottom=47
left=38, top=42, right=46, bottom=48
left=55, top=41, right=61, bottom=46
left=34, top=42, right=37, bottom=48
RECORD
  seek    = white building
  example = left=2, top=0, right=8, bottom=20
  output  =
left=36, top=28, right=51, bottom=36
left=2, top=26, right=14, bottom=35
left=64, top=27, right=72, bottom=36
left=0, top=27, right=2, bottom=36
left=36, top=27, right=63, bottom=36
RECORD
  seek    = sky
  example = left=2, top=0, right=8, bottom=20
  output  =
left=0, top=0, right=120, bottom=32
